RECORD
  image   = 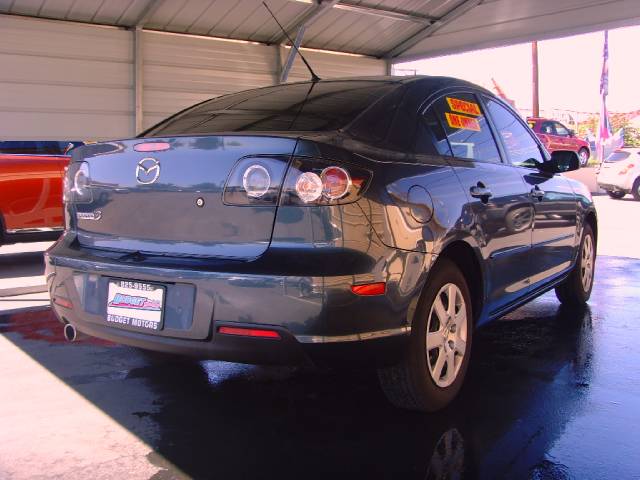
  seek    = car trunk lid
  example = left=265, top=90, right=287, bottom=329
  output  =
left=73, top=136, right=297, bottom=259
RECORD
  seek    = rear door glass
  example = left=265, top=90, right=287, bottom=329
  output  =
left=432, top=93, right=502, bottom=163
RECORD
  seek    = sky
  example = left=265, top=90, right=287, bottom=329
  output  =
left=396, top=26, right=640, bottom=114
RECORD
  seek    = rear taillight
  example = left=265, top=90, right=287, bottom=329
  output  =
left=619, top=163, right=635, bottom=175
left=63, top=161, right=92, bottom=203
left=223, top=156, right=288, bottom=206
left=280, top=157, right=371, bottom=206
left=224, top=156, right=371, bottom=206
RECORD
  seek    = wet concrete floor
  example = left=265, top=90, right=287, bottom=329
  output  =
left=1, top=256, right=639, bottom=479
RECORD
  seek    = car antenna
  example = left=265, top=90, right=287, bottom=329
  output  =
left=263, top=1, right=321, bottom=82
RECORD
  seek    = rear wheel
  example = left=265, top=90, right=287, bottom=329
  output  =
left=578, top=148, right=590, bottom=167
left=555, top=224, right=595, bottom=305
left=378, top=258, right=472, bottom=412
left=606, top=190, right=626, bottom=199
left=633, top=178, right=640, bottom=201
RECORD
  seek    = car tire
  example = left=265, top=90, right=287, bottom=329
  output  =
left=378, top=258, right=473, bottom=412
left=555, top=224, right=596, bottom=306
left=606, top=190, right=626, bottom=199
left=633, top=178, right=640, bottom=201
left=578, top=148, right=590, bottom=167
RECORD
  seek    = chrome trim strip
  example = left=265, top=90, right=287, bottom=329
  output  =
left=295, top=326, right=411, bottom=344
left=490, top=244, right=529, bottom=260
left=490, top=234, right=575, bottom=259
left=533, top=233, right=575, bottom=248
left=6, top=227, right=64, bottom=234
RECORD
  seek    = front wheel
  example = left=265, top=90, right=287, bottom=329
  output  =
left=578, top=148, right=590, bottom=167
left=606, top=190, right=626, bottom=199
left=378, top=258, right=472, bottom=412
left=555, top=224, right=595, bottom=305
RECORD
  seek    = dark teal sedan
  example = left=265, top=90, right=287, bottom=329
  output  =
left=46, top=76, right=597, bottom=411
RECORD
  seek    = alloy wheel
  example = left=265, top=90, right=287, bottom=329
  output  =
left=579, top=150, right=589, bottom=166
left=426, top=283, right=468, bottom=388
left=581, top=233, right=594, bottom=292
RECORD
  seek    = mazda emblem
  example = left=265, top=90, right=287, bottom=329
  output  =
left=136, top=157, right=161, bottom=184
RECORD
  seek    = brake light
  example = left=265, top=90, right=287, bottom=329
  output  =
left=281, top=158, right=371, bottom=206
left=321, top=167, right=351, bottom=200
left=218, top=326, right=281, bottom=339
left=134, top=142, right=170, bottom=152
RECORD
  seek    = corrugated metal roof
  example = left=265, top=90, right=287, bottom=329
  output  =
left=2, top=0, right=640, bottom=60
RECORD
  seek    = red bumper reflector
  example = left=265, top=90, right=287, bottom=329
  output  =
left=53, top=297, right=73, bottom=309
left=351, top=282, right=386, bottom=296
left=134, top=142, right=170, bottom=152
left=218, top=326, right=281, bottom=339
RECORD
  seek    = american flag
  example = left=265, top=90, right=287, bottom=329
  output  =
left=597, top=31, right=611, bottom=160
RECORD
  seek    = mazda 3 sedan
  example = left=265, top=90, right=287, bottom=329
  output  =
left=46, top=76, right=597, bottom=411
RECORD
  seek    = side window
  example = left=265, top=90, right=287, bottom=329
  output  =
left=554, top=122, right=569, bottom=136
left=432, top=93, right=501, bottom=163
left=483, top=97, right=545, bottom=167
left=541, top=122, right=554, bottom=134
left=415, top=107, right=452, bottom=156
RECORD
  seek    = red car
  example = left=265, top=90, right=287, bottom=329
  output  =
left=0, top=141, right=78, bottom=244
left=527, top=117, right=591, bottom=166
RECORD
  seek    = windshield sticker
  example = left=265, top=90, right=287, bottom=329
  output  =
left=446, top=97, right=481, bottom=116
left=445, top=112, right=481, bottom=132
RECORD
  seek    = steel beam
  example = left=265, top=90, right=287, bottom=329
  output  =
left=133, top=26, right=144, bottom=134
left=280, top=25, right=307, bottom=83
left=335, top=1, right=433, bottom=24
left=130, top=0, right=164, bottom=27
left=384, top=0, right=482, bottom=59
left=269, top=0, right=338, bottom=45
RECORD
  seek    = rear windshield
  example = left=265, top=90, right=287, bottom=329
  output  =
left=604, top=151, right=631, bottom=162
left=142, top=81, right=399, bottom=137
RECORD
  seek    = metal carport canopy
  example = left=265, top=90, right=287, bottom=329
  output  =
left=2, top=0, right=640, bottom=61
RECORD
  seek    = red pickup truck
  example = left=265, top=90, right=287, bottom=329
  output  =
left=0, top=141, right=80, bottom=244
left=527, top=117, right=591, bottom=166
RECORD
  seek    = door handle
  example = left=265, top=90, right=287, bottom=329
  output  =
left=531, top=187, right=545, bottom=200
left=470, top=183, right=493, bottom=202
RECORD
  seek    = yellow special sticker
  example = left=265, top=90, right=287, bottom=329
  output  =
left=445, top=112, right=481, bottom=132
left=446, top=97, right=481, bottom=116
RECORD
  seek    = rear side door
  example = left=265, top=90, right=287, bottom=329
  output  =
left=428, top=93, right=534, bottom=313
left=483, top=98, right=577, bottom=288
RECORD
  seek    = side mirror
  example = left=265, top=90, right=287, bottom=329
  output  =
left=541, top=150, right=580, bottom=173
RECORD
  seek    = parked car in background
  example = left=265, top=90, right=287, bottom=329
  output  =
left=0, top=140, right=83, bottom=244
left=596, top=147, right=640, bottom=200
left=527, top=117, right=591, bottom=167
left=47, top=76, right=597, bottom=412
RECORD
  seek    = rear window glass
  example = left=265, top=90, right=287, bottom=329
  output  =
left=605, top=151, right=631, bottom=162
left=143, top=81, right=399, bottom=137
left=433, top=94, right=501, bottom=163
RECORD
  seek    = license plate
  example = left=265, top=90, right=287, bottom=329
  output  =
left=106, top=279, right=165, bottom=332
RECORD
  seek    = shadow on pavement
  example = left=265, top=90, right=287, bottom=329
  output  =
left=0, top=297, right=597, bottom=479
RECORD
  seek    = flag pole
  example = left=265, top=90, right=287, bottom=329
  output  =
left=532, top=41, right=539, bottom=117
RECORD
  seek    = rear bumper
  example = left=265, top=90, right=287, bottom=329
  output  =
left=45, top=239, right=423, bottom=367
left=596, top=181, right=628, bottom=193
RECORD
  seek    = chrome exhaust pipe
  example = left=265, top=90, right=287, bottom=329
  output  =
left=63, top=323, right=77, bottom=342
